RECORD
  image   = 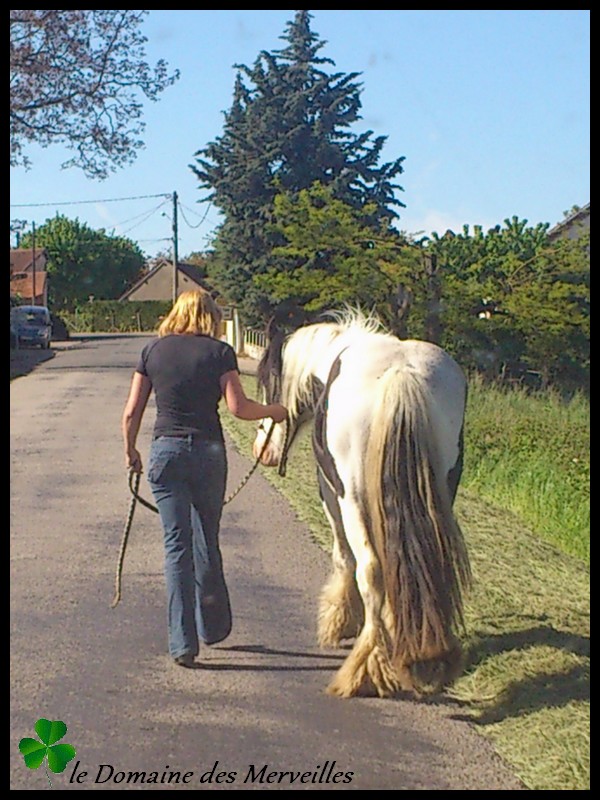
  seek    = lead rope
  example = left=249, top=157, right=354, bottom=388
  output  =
left=111, top=419, right=279, bottom=608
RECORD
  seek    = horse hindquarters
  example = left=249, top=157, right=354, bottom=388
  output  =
left=363, top=366, right=471, bottom=696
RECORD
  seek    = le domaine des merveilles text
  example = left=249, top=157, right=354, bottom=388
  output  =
left=68, top=760, right=354, bottom=786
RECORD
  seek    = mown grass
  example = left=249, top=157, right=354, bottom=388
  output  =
left=220, top=374, right=589, bottom=791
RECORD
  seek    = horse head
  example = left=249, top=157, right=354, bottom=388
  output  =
left=252, top=313, right=315, bottom=474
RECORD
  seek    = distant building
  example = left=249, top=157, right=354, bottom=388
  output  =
left=10, top=248, right=49, bottom=306
left=119, top=258, right=243, bottom=354
left=548, top=203, right=590, bottom=243
left=118, top=259, right=210, bottom=302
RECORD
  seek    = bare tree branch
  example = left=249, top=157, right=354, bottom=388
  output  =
left=10, top=10, right=180, bottom=179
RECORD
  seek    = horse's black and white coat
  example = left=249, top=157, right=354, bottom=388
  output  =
left=254, top=310, right=471, bottom=699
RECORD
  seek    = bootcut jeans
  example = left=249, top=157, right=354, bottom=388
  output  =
left=147, top=434, right=232, bottom=659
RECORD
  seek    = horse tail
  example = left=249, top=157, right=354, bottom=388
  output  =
left=363, top=365, right=471, bottom=675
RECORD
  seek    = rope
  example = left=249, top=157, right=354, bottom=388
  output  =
left=111, top=420, right=279, bottom=608
left=223, top=419, right=276, bottom=505
left=111, top=470, right=142, bottom=608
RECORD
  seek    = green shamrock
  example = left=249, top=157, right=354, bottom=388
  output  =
left=19, top=719, right=76, bottom=787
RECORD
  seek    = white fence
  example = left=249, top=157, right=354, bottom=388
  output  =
left=243, top=328, right=267, bottom=360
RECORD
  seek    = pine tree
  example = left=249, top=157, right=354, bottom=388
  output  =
left=191, top=10, right=406, bottom=326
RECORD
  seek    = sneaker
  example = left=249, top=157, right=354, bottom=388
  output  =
left=174, top=653, right=195, bottom=668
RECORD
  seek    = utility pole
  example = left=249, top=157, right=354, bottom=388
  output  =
left=172, top=190, right=179, bottom=303
left=31, top=221, right=37, bottom=305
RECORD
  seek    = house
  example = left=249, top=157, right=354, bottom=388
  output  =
left=548, top=203, right=590, bottom=243
left=10, top=248, right=49, bottom=307
left=119, top=258, right=244, bottom=354
left=118, top=259, right=211, bottom=302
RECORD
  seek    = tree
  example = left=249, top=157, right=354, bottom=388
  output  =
left=255, top=182, right=417, bottom=334
left=191, top=10, right=405, bottom=325
left=19, top=215, right=146, bottom=310
left=420, top=218, right=589, bottom=390
left=503, top=232, right=590, bottom=390
left=10, top=10, right=179, bottom=179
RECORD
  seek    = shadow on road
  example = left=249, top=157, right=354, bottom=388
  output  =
left=10, top=346, right=55, bottom=380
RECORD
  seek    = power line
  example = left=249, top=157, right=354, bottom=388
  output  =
left=113, top=199, right=171, bottom=229
left=120, top=200, right=172, bottom=236
left=178, top=200, right=213, bottom=230
left=10, top=192, right=171, bottom=208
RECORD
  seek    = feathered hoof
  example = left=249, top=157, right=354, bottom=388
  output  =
left=317, top=601, right=362, bottom=648
left=408, top=639, right=464, bottom=695
left=325, top=641, right=401, bottom=698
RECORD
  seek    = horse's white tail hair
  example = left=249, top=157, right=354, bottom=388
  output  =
left=363, top=366, right=471, bottom=668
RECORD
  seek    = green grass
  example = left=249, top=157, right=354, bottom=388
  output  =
left=462, top=375, right=589, bottom=564
left=220, top=374, right=589, bottom=791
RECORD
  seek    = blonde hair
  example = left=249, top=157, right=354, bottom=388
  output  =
left=158, top=289, right=223, bottom=338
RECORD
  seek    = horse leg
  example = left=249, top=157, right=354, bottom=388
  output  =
left=325, top=495, right=405, bottom=699
left=316, top=469, right=363, bottom=647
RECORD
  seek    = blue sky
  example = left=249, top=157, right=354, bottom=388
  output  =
left=10, top=9, right=590, bottom=259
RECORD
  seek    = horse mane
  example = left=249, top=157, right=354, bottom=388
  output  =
left=318, top=305, right=387, bottom=336
left=279, top=307, right=388, bottom=418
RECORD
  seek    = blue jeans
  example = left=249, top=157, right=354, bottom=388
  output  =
left=147, top=435, right=232, bottom=659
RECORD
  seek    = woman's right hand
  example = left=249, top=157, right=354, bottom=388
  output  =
left=125, top=447, right=143, bottom=474
left=268, top=404, right=288, bottom=424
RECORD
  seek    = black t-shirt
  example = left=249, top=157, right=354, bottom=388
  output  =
left=136, top=334, right=239, bottom=440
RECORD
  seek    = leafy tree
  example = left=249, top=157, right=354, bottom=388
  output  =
left=191, top=10, right=406, bottom=326
left=10, top=10, right=179, bottom=179
left=19, top=214, right=146, bottom=310
left=421, top=218, right=589, bottom=390
left=503, top=232, right=590, bottom=390
left=255, top=182, right=417, bottom=334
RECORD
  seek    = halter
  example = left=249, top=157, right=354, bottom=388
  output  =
left=111, top=419, right=279, bottom=608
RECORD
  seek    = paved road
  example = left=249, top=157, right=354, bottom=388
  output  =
left=10, top=335, right=526, bottom=791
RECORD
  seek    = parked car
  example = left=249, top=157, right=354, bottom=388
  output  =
left=10, top=305, right=52, bottom=349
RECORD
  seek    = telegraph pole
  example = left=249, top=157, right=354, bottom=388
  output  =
left=32, top=221, right=37, bottom=305
left=172, top=191, right=179, bottom=303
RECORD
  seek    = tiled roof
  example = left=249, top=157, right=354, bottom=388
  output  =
left=10, top=248, right=48, bottom=276
left=10, top=271, right=48, bottom=302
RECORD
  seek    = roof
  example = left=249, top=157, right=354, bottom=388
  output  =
left=10, top=271, right=48, bottom=301
left=118, top=259, right=214, bottom=301
left=548, top=202, right=590, bottom=240
left=10, top=248, right=48, bottom=276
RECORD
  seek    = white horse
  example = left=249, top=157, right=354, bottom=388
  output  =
left=253, top=309, right=471, bottom=699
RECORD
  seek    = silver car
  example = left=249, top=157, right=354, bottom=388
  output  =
left=10, top=305, right=52, bottom=349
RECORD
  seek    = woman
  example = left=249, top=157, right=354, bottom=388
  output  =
left=121, top=289, right=287, bottom=668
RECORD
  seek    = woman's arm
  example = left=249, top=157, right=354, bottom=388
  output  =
left=122, top=371, right=152, bottom=472
left=220, top=370, right=287, bottom=422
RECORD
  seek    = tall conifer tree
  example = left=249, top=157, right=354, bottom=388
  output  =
left=191, top=10, right=406, bottom=325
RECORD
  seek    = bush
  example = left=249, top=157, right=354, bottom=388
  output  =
left=50, top=314, right=70, bottom=341
left=60, top=300, right=172, bottom=334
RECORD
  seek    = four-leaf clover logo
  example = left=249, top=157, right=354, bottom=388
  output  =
left=19, top=719, right=76, bottom=788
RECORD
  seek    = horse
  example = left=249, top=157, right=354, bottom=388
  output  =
left=253, top=308, right=471, bottom=699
